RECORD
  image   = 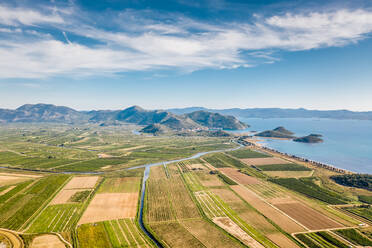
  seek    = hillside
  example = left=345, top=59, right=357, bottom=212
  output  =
left=0, top=104, right=246, bottom=132
left=294, top=134, right=323, bottom=143
left=255, top=127, right=295, bottom=138
left=185, top=111, right=248, bottom=130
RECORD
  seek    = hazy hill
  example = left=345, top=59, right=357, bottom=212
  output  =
left=185, top=111, right=248, bottom=130
left=0, top=104, right=246, bottom=132
left=168, top=107, right=372, bottom=120
left=0, top=104, right=86, bottom=123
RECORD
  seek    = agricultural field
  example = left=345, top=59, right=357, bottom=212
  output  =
left=334, top=228, right=372, bottom=246
left=78, top=219, right=154, bottom=248
left=342, top=205, right=372, bottom=223
left=296, top=231, right=350, bottom=248
left=0, top=174, right=70, bottom=231
left=227, top=149, right=271, bottom=159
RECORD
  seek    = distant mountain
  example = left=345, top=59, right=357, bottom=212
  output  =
left=185, top=111, right=248, bottom=130
left=0, top=104, right=86, bottom=123
left=0, top=104, right=245, bottom=132
left=255, top=126, right=295, bottom=139
left=167, top=107, right=372, bottom=120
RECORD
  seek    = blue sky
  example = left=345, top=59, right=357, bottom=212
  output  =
left=0, top=0, right=372, bottom=111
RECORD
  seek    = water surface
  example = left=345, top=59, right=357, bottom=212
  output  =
left=236, top=118, right=372, bottom=173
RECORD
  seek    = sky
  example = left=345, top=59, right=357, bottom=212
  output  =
left=0, top=0, right=372, bottom=111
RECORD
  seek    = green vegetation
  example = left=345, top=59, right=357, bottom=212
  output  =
left=217, top=172, right=238, bottom=185
left=77, top=222, right=112, bottom=248
left=258, top=163, right=311, bottom=171
left=0, top=180, right=33, bottom=203
left=0, top=175, right=69, bottom=230
left=98, top=177, right=141, bottom=193
left=69, top=190, right=91, bottom=203
left=335, top=228, right=372, bottom=246
left=296, top=233, right=322, bottom=248
left=344, top=205, right=372, bottom=221
left=269, top=177, right=348, bottom=204
left=316, top=231, right=349, bottom=248
left=226, top=148, right=270, bottom=159
left=359, top=194, right=372, bottom=204
left=330, top=174, right=372, bottom=191
left=204, top=153, right=246, bottom=168
left=27, top=204, right=82, bottom=233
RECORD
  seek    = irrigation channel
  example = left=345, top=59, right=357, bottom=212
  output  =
left=129, top=140, right=244, bottom=247
left=0, top=140, right=244, bottom=247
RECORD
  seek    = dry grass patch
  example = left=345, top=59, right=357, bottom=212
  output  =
left=0, top=172, right=41, bottom=178
left=197, top=173, right=224, bottom=187
left=50, top=189, right=86, bottom=205
left=231, top=185, right=305, bottom=233
left=213, top=217, right=264, bottom=248
left=187, top=163, right=206, bottom=170
left=219, top=168, right=260, bottom=185
left=31, top=234, right=65, bottom=248
left=150, top=222, right=204, bottom=248
left=0, top=229, right=23, bottom=248
left=0, top=175, right=30, bottom=186
left=64, top=176, right=99, bottom=189
left=150, top=166, right=166, bottom=180
left=266, top=233, right=299, bottom=248
left=264, top=171, right=313, bottom=178
left=242, top=157, right=288, bottom=166
left=182, top=219, right=242, bottom=248
left=98, top=177, right=141, bottom=193
left=211, top=188, right=241, bottom=202
left=79, top=193, right=138, bottom=224
left=274, top=202, right=343, bottom=230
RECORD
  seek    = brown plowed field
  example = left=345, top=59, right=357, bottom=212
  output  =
left=241, top=157, right=288, bottom=166
left=198, top=174, right=224, bottom=187
left=50, top=189, right=86, bottom=205
left=64, top=176, right=99, bottom=189
left=219, top=168, right=260, bottom=185
left=31, top=234, right=65, bottom=248
left=79, top=193, right=138, bottom=224
left=231, top=185, right=305, bottom=233
left=274, top=202, right=343, bottom=230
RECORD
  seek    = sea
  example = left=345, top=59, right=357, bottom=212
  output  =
left=234, top=118, right=372, bottom=174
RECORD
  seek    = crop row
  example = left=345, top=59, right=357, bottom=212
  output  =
left=269, top=177, right=347, bottom=204
left=0, top=175, right=70, bottom=230
left=27, top=204, right=82, bottom=233
left=296, top=231, right=350, bottom=248
left=226, top=148, right=271, bottom=159
left=335, top=228, right=372, bottom=246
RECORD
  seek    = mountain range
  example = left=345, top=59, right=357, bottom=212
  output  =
left=167, top=107, right=372, bottom=120
left=0, top=104, right=247, bottom=131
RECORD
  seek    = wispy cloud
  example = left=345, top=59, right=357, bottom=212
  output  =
left=1, top=3, right=372, bottom=78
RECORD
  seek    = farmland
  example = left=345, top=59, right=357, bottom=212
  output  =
left=0, top=123, right=371, bottom=247
left=78, top=219, right=154, bottom=248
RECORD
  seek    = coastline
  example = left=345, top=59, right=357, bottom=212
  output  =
left=238, top=136, right=354, bottom=174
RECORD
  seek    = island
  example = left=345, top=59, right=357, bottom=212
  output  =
left=255, top=126, right=295, bottom=139
left=293, top=134, right=324, bottom=143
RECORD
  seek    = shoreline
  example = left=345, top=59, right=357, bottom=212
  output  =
left=238, top=137, right=354, bottom=174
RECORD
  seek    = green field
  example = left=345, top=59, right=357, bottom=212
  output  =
left=335, top=228, right=372, bottom=246
left=226, top=148, right=271, bottom=159
left=344, top=205, right=372, bottom=221
left=78, top=219, right=154, bottom=248
left=27, top=204, right=82, bottom=233
left=204, top=153, right=246, bottom=168
left=0, top=174, right=69, bottom=230
left=98, top=177, right=141, bottom=193
left=270, top=177, right=348, bottom=204
left=257, top=163, right=311, bottom=171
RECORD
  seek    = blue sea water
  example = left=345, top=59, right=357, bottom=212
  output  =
left=236, top=118, right=372, bottom=174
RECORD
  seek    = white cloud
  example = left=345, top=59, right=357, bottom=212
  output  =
left=0, top=4, right=372, bottom=78
left=0, top=5, right=63, bottom=26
